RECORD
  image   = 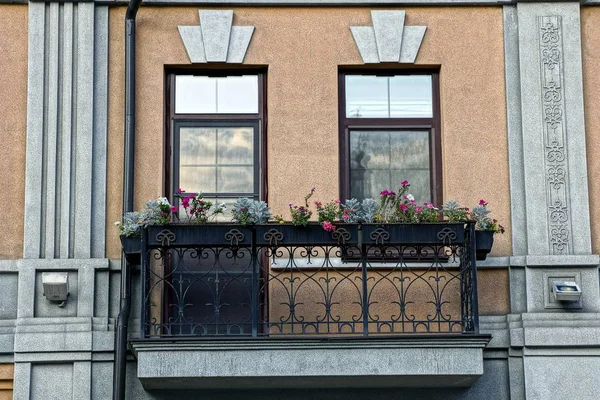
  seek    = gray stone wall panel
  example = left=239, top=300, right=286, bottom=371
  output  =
left=23, top=2, right=46, bottom=259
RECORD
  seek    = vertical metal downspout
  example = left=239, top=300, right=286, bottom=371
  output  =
left=113, top=1, right=142, bottom=399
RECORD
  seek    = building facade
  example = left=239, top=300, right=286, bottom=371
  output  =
left=0, top=0, right=599, bottom=399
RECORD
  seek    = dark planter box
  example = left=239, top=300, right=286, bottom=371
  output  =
left=146, top=224, right=253, bottom=247
left=475, top=230, right=495, bottom=260
left=255, top=223, right=360, bottom=246
left=120, top=235, right=141, bottom=265
left=361, top=223, right=466, bottom=245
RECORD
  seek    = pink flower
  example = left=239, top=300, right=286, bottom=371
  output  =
left=314, top=201, right=323, bottom=208
left=177, top=188, right=184, bottom=194
left=170, top=206, right=178, bottom=213
left=182, top=195, right=193, bottom=209
left=380, top=190, right=389, bottom=196
left=343, top=213, right=350, bottom=221
left=479, top=199, right=487, bottom=206
left=401, top=180, right=409, bottom=186
left=416, top=206, right=422, bottom=213
left=335, top=199, right=341, bottom=204
left=322, top=221, right=336, bottom=232
left=399, top=204, right=407, bottom=212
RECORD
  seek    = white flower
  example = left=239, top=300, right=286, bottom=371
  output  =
left=406, top=194, right=415, bottom=202
left=219, top=203, right=226, bottom=209
left=158, top=197, right=170, bottom=206
left=114, top=221, right=121, bottom=226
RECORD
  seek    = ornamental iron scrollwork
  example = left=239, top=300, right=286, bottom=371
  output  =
left=370, top=228, right=389, bottom=245
left=331, top=227, right=351, bottom=245
left=264, top=229, right=284, bottom=246
left=539, top=15, right=572, bottom=255
left=156, top=229, right=176, bottom=246
left=224, top=229, right=245, bottom=246
left=437, top=227, right=457, bottom=245
left=139, top=223, right=478, bottom=339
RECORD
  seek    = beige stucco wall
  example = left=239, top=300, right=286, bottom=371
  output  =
left=0, top=5, right=27, bottom=260
left=0, top=363, right=14, bottom=400
left=581, top=8, right=600, bottom=254
left=106, top=6, right=510, bottom=260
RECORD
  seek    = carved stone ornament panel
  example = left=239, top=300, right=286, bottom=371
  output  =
left=538, top=16, right=573, bottom=255
left=178, top=10, right=255, bottom=63
left=350, top=10, right=426, bottom=64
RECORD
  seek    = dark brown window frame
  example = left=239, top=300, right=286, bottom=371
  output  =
left=164, top=67, right=268, bottom=205
left=338, top=68, right=443, bottom=206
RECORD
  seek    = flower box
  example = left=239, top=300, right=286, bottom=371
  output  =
left=120, top=235, right=141, bottom=265
left=146, top=224, right=253, bottom=247
left=255, top=223, right=360, bottom=246
left=361, top=223, right=466, bottom=245
left=475, top=230, right=494, bottom=260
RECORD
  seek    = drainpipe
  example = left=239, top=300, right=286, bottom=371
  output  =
left=113, top=0, right=142, bottom=399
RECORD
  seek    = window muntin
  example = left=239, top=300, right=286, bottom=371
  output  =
left=175, top=75, right=259, bottom=114
left=345, top=75, right=433, bottom=119
left=340, top=71, right=441, bottom=205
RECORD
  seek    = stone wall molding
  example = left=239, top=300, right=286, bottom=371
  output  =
left=178, top=10, right=255, bottom=63
left=350, top=10, right=426, bottom=64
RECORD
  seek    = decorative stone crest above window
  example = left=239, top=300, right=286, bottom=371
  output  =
left=178, top=10, right=254, bottom=63
left=351, top=11, right=426, bottom=64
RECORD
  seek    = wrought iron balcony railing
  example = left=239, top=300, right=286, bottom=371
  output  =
left=136, top=222, right=479, bottom=339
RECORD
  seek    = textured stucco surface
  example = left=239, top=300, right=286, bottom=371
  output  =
left=0, top=5, right=27, bottom=259
left=477, top=269, right=509, bottom=315
left=0, top=363, right=14, bottom=399
left=581, top=8, right=600, bottom=254
left=106, top=6, right=509, bottom=259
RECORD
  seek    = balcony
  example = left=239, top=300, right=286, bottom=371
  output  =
left=129, top=222, right=490, bottom=389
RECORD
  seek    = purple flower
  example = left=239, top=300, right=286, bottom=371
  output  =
left=401, top=180, right=409, bottom=186
left=479, top=199, right=487, bottom=206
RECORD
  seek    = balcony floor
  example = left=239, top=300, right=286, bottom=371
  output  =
left=131, top=336, right=491, bottom=390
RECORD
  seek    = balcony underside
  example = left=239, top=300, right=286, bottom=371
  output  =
left=132, top=336, right=491, bottom=390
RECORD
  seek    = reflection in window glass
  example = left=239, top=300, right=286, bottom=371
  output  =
left=345, top=75, right=432, bottom=118
left=389, top=76, right=432, bottom=118
left=178, top=126, right=255, bottom=196
left=175, top=75, right=258, bottom=114
left=345, top=76, right=388, bottom=118
left=349, top=130, right=431, bottom=202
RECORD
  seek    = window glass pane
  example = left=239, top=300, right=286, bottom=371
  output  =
left=178, top=126, right=256, bottom=195
left=345, top=75, right=389, bottom=118
left=175, top=76, right=217, bottom=114
left=180, top=128, right=216, bottom=165
left=349, top=130, right=431, bottom=203
left=175, top=75, right=258, bottom=114
left=216, top=166, right=254, bottom=193
left=217, top=127, right=254, bottom=165
left=217, top=76, right=259, bottom=114
left=389, top=76, right=433, bottom=118
left=180, top=166, right=216, bottom=193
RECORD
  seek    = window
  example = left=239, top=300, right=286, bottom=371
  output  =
left=164, top=71, right=266, bottom=334
left=339, top=71, right=442, bottom=205
left=166, top=72, right=266, bottom=211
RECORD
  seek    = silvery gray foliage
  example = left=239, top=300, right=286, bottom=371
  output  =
left=471, top=205, right=492, bottom=230
left=361, top=198, right=379, bottom=223
left=249, top=200, right=272, bottom=224
left=232, top=198, right=272, bottom=225
left=341, top=198, right=362, bottom=223
left=120, top=211, right=142, bottom=237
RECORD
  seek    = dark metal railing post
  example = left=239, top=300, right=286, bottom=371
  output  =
left=469, top=222, right=480, bottom=333
left=359, top=227, right=369, bottom=336
left=251, top=228, right=258, bottom=337
left=139, top=228, right=147, bottom=339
